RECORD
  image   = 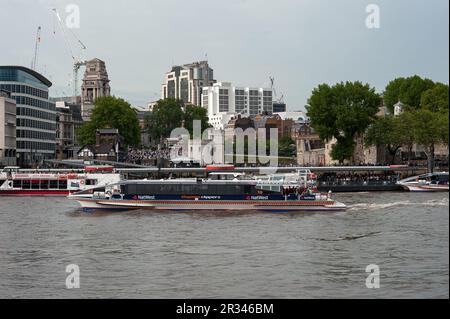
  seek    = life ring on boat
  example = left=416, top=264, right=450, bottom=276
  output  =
left=79, top=180, right=85, bottom=185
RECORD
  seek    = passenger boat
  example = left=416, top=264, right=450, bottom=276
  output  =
left=69, top=169, right=347, bottom=213
left=0, top=166, right=121, bottom=196
left=397, top=172, right=449, bottom=192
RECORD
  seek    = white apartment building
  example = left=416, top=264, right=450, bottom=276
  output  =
left=202, top=82, right=273, bottom=130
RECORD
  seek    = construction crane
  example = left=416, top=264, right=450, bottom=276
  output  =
left=269, top=76, right=285, bottom=103
left=31, top=26, right=42, bottom=71
left=51, top=8, right=87, bottom=100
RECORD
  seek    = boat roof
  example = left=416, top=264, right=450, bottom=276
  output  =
left=420, top=172, right=448, bottom=177
left=111, top=178, right=256, bottom=186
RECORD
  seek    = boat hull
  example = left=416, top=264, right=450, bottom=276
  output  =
left=75, top=198, right=347, bottom=213
left=404, top=186, right=449, bottom=193
left=400, top=184, right=449, bottom=192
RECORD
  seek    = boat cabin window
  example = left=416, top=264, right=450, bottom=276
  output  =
left=208, top=173, right=240, bottom=181
left=85, top=179, right=98, bottom=186
left=40, top=180, right=49, bottom=189
left=2, top=167, right=19, bottom=174
left=122, top=183, right=256, bottom=196
left=74, top=186, right=106, bottom=195
left=59, top=180, right=67, bottom=189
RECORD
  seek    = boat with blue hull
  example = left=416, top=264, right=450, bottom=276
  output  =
left=69, top=170, right=347, bottom=213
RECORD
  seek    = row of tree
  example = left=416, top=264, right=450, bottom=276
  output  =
left=306, top=75, right=449, bottom=171
left=77, top=75, right=448, bottom=170
left=77, top=96, right=141, bottom=146
left=144, top=98, right=209, bottom=143
left=77, top=96, right=296, bottom=162
left=77, top=97, right=210, bottom=146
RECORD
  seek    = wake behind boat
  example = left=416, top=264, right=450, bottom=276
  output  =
left=69, top=169, right=347, bottom=213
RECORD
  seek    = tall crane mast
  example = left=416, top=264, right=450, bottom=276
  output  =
left=31, top=26, right=42, bottom=71
left=269, top=76, right=284, bottom=103
left=52, top=8, right=87, bottom=101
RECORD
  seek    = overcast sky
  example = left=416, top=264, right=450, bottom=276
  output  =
left=1, top=0, right=449, bottom=110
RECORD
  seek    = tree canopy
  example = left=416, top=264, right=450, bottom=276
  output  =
left=306, top=81, right=382, bottom=162
left=145, top=98, right=185, bottom=141
left=77, top=96, right=140, bottom=146
left=410, top=109, right=449, bottom=172
left=420, top=82, right=449, bottom=114
left=365, top=116, right=403, bottom=164
left=383, top=75, right=435, bottom=113
left=183, top=104, right=210, bottom=136
left=145, top=98, right=210, bottom=142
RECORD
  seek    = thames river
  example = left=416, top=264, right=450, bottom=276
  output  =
left=0, top=192, right=448, bottom=299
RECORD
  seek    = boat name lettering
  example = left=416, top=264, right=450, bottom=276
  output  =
left=137, top=195, right=156, bottom=200
left=201, top=196, right=221, bottom=200
left=248, top=196, right=269, bottom=200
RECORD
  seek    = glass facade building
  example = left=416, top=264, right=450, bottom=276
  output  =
left=0, top=66, right=56, bottom=167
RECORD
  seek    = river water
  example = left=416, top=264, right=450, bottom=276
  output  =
left=0, top=192, right=448, bottom=299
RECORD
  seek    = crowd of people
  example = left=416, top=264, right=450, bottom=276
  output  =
left=318, top=173, right=400, bottom=185
left=123, top=148, right=171, bottom=165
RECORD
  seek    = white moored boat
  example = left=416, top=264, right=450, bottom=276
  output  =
left=397, top=172, right=449, bottom=192
left=0, top=166, right=121, bottom=196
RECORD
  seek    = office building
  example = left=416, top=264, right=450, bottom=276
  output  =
left=0, top=66, right=56, bottom=167
left=272, top=102, right=286, bottom=113
left=161, top=61, right=216, bottom=106
left=202, top=82, right=273, bottom=129
left=0, top=90, right=17, bottom=166
left=53, top=98, right=83, bottom=159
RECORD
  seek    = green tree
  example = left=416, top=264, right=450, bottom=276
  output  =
left=77, top=96, right=140, bottom=146
left=278, top=135, right=296, bottom=158
left=396, top=111, right=417, bottom=164
left=365, top=116, right=403, bottom=164
left=420, top=83, right=449, bottom=113
left=183, top=105, right=210, bottom=136
left=145, top=98, right=185, bottom=142
left=411, top=109, right=449, bottom=172
left=306, top=81, right=381, bottom=163
left=330, top=137, right=356, bottom=164
left=439, top=113, right=450, bottom=146
left=384, top=75, right=435, bottom=113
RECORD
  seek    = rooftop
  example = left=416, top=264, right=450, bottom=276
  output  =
left=0, top=65, right=52, bottom=87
